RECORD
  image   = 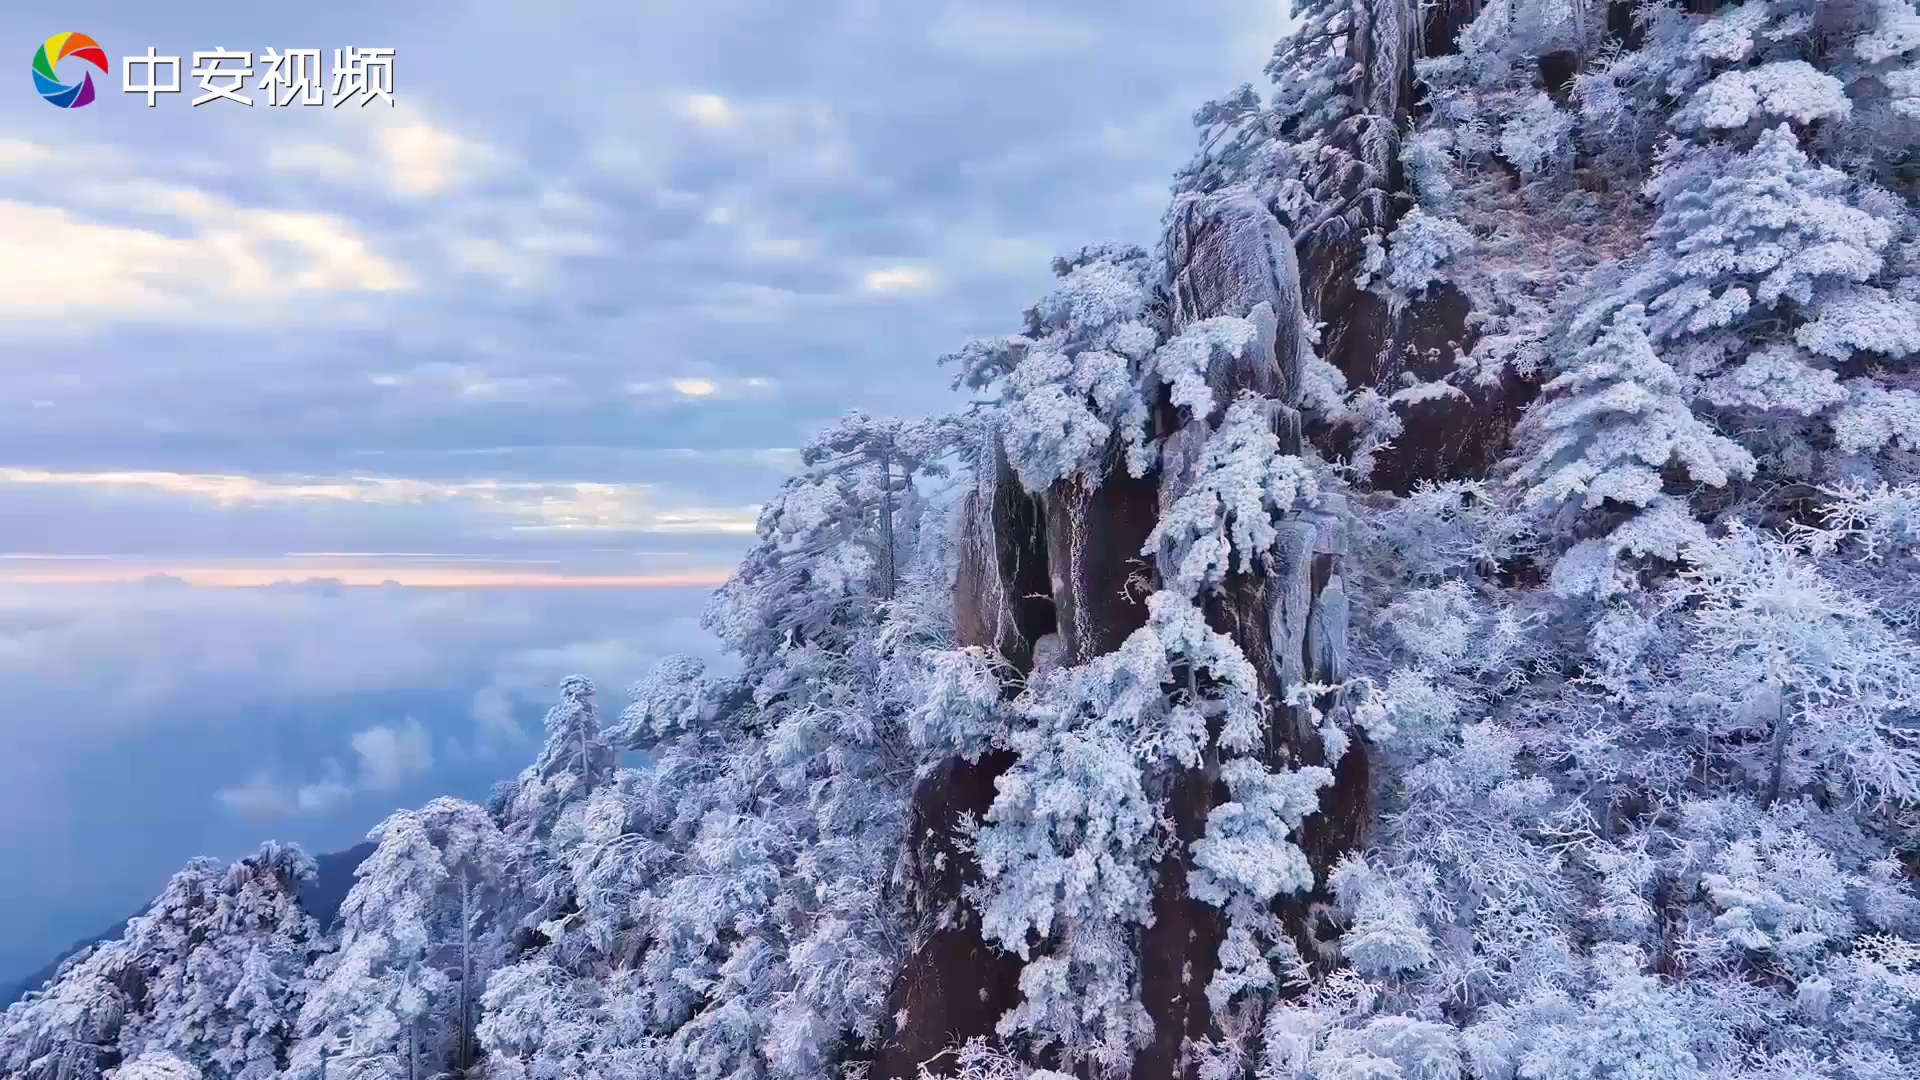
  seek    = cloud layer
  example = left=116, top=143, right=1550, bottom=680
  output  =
left=0, top=580, right=715, bottom=981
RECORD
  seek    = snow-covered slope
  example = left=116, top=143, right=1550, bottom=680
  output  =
left=0, top=845, right=373, bottom=1013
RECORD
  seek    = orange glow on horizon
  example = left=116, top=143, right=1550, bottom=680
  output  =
left=0, top=563, right=731, bottom=589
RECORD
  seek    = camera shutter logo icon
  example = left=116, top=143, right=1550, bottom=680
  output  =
left=34, top=32, right=109, bottom=109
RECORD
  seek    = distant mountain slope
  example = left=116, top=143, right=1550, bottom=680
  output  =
left=300, top=841, right=378, bottom=934
left=0, top=841, right=374, bottom=1009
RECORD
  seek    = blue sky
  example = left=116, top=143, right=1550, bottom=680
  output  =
left=0, top=0, right=1295, bottom=983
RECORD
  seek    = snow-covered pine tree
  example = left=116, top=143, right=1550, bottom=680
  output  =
left=472, top=675, right=643, bottom=1079
left=495, top=675, right=618, bottom=942
left=506, top=675, right=616, bottom=844
left=287, top=800, right=523, bottom=1080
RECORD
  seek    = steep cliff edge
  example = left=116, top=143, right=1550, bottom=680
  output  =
left=873, top=6, right=1509, bottom=1076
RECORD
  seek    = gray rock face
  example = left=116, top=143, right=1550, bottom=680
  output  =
left=880, top=7, right=1507, bottom=1070
left=1029, top=633, right=1067, bottom=676
left=1166, top=191, right=1313, bottom=409
left=1141, top=187, right=1374, bottom=1080
left=889, top=182, right=1381, bottom=1080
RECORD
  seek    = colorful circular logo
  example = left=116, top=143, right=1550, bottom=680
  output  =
left=33, top=32, right=108, bottom=109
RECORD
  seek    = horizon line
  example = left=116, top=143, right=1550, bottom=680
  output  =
left=0, top=567, right=733, bottom=589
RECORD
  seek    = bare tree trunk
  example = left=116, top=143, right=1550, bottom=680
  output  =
left=1764, top=690, right=1791, bottom=808
left=459, top=877, right=471, bottom=1074
left=580, top=724, right=594, bottom=795
left=881, top=444, right=898, bottom=601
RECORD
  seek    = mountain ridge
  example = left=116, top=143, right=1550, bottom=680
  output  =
left=0, top=841, right=374, bottom=1010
